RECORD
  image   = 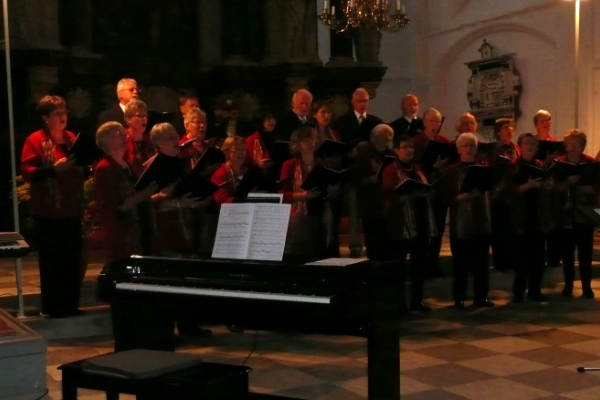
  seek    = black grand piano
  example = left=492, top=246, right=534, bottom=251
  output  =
left=98, top=254, right=400, bottom=400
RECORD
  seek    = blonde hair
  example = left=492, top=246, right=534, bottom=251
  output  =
left=221, top=135, right=246, bottom=153
left=183, top=107, right=207, bottom=128
left=123, top=99, right=147, bottom=119
left=422, top=108, right=442, bottom=121
left=533, top=109, right=551, bottom=125
left=96, top=121, right=124, bottom=150
left=455, top=113, right=477, bottom=133
left=563, top=128, right=586, bottom=147
left=370, top=124, right=393, bottom=144
left=455, top=132, right=477, bottom=149
left=150, top=123, right=177, bottom=145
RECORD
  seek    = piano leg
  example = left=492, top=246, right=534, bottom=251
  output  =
left=367, top=288, right=400, bottom=400
left=111, top=296, right=176, bottom=352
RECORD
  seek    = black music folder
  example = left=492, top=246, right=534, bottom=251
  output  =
left=514, top=162, right=549, bottom=185
left=420, top=141, right=454, bottom=169
left=314, top=139, right=350, bottom=158
left=375, top=155, right=397, bottom=180
left=270, top=141, right=292, bottom=164
left=68, top=133, right=103, bottom=167
left=134, top=153, right=184, bottom=191
left=301, top=165, right=350, bottom=191
left=233, top=166, right=277, bottom=199
left=536, top=140, right=565, bottom=159
left=192, top=147, right=226, bottom=174
left=460, top=165, right=495, bottom=193
left=393, top=178, right=431, bottom=196
left=551, top=161, right=600, bottom=185
left=173, top=172, right=219, bottom=199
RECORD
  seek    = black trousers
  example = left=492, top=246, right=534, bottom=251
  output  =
left=546, top=228, right=563, bottom=266
left=491, top=205, right=514, bottom=270
left=561, top=223, right=595, bottom=290
left=450, top=234, right=491, bottom=302
left=362, top=217, right=389, bottom=261
left=427, top=198, right=447, bottom=275
left=512, top=232, right=546, bottom=297
left=391, top=236, right=428, bottom=307
left=34, top=216, right=82, bottom=317
left=326, top=195, right=343, bottom=257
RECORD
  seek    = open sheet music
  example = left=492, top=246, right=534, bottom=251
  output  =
left=212, top=203, right=291, bottom=261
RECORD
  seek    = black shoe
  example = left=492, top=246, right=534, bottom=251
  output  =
left=179, top=327, right=212, bottom=338
left=582, top=288, right=595, bottom=299
left=527, top=293, right=548, bottom=302
left=513, top=295, right=524, bottom=303
left=227, top=324, right=244, bottom=333
left=474, top=299, right=495, bottom=308
left=562, top=286, right=574, bottom=297
left=454, top=300, right=465, bottom=309
left=410, top=302, right=431, bottom=313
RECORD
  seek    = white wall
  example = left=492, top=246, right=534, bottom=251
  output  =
left=317, top=0, right=600, bottom=155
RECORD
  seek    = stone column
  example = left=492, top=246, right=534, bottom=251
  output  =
left=198, top=0, right=222, bottom=70
left=280, top=0, right=320, bottom=63
left=12, top=0, right=62, bottom=49
left=222, top=0, right=249, bottom=65
left=353, top=25, right=382, bottom=66
left=326, top=0, right=355, bottom=66
left=262, top=0, right=283, bottom=65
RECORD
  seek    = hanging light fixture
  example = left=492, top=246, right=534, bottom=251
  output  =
left=319, top=0, right=411, bottom=33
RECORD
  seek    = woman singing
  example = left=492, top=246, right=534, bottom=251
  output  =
left=382, top=135, right=437, bottom=313
left=211, top=135, right=249, bottom=205
left=442, top=132, right=494, bottom=309
left=123, top=99, right=156, bottom=177
left=280, top=127, right=326, bottom=257
left=554, top=129, right=599, bottom=299
left=94, top=122, right=157, bottom=264
left=21, top=95, right=83, bottom=318
left=505, top=133, right=552, bottom=302
left=312, top=101, right=341, bottom=146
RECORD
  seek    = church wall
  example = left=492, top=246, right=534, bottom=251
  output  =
left=316, top=0, right=599, bottom=155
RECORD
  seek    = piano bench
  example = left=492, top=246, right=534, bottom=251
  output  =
left=59, top=353, right=251, bottom=400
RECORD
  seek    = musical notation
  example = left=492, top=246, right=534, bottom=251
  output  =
left=212, top=203, right=291, bottom=261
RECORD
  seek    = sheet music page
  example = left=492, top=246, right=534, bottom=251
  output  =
left=247, top=203, right=291, bottom=261
left=246, top=192, right=284, bottom=203
left=212, top=203, right=255, bottom=259
left=305, top=258, right=365, bottom=266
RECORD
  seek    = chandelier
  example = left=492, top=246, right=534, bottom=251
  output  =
left=319, top=0, right=411, bottom=33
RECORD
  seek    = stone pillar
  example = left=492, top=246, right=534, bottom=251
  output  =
left=262, top=0, right=283, bottom=65
left=326, top=0, right=355, bottom=66
left=198, top=0, right=222, bottom=70
left=12, top=0, right=62, bottom=49
left=222, top=0, right=249, bottom=65
left=280, top=0, right=321, bottom=63
left=353, top=25, right=382, bottom=66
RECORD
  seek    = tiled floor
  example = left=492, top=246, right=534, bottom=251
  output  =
left=4, top=242, right=600, bottom=399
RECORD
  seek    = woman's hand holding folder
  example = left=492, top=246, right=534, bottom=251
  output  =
left=294, top=187, right=321, bottom=201
left=519, top=177, right=543, bottom=192
left=456, top=188, right=482, bottom=201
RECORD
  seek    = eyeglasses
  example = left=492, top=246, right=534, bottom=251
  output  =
left=120, top=87, right=139, bottom=93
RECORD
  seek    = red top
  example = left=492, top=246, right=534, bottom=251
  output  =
left=210, top=163, right=237, bottom=205
left=124, top=131, right=156, bottom=177
left=311, top=126, right=341, bottom=146
left=536, top=134, right=557, bottom=141
left=246, top=131, right=270, bottom=165
left=20, top=129, right=83, bottom=218
left=94, top=155, right=139, bottom=263
left=280, top=158, right=308, bottom=203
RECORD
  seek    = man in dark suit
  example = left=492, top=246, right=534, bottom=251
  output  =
left=172, top=91, right=200, bottom=137
left=97, top=78, right=139, bottom=127
left=332, top=88, right=382, bottom=145
left=276, top=89, right=314, bottom=141
left=388, top=94, right=424, bottom=137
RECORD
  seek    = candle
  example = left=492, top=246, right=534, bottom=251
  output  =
left=401, top=4, right=405, bottom=13
left=376, top=0, right=380, bottom=5
left=331, top=5, right=336, bottom=14
left=323, top=0, right=328, bottom=11
left=397, top=0, right=401, bottom=11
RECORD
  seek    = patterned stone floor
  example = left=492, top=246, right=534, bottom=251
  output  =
left=3, top=241, right=600, bottom=399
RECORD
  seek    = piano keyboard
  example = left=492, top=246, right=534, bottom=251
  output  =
left=115, top=282, right=333, bottom=304
left=0, top=241, right=21, bottom=251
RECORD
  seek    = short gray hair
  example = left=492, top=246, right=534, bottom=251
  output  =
left=422, top=108, right=442, bottom=120
left=124, top=99, right=147, bottom=119
left=184, top=107, right=207, bottom=127
left=455, top=132, right=477, bottom=149
left=370, top=124, right=393, bottom=144
left=292, top=89, right=313, bottom=103
left=96, top=121, right=124, bottom=151
left=116, top=78, right=137, bottom=94
left=353, top=87, right=369, bottom=99
left=150, top=123, right=177, bottom=145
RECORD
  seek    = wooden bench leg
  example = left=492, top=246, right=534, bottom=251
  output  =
left=61, top=374, right=77, bottom=400
left=106, top=391, right=119, bottom=400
